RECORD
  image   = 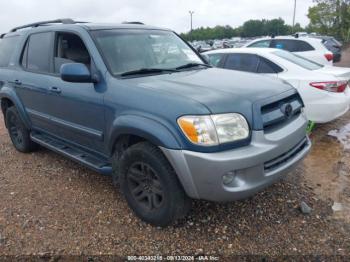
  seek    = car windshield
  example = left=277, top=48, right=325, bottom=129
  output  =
left=92, top=29, right=203, bottom=76
left=273, top=50, right=323, bottom=70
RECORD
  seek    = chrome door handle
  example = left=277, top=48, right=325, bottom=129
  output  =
left=50, top=86, right=61, bottom=94
left=14, top=80, right=22, bottom=85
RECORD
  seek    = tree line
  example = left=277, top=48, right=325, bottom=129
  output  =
left=308, top=0, right=350, bottom=41
left=181, top=0, right=350, bottom=42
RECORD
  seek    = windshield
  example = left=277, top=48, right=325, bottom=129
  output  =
left=273, top=50, right=323, bottom=70
left=92, top=29, right=203, bottom=76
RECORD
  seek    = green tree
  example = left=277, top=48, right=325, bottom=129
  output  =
left=307, top=0, right=350, bottom=41
left=181, top=18, right=304, bottom=41
left=241, top=20, right=265, bottom=37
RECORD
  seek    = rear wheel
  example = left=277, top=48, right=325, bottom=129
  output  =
left=118, top=142, right=191, bottom=227
left=6, top=107, right=38, bottom=153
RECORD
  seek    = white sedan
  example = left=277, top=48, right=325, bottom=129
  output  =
left=204, top=48, right=350, bottom=123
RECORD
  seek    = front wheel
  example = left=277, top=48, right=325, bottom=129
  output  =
left=118, top=142, right=191, bottom=227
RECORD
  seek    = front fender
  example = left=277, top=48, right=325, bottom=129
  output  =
left=0, top=86, right=31, bottom=129
left=108, top=114, right=183, bottom=154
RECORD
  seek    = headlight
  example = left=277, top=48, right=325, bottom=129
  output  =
left=177, top=113, right=249, bottom=146
left=211, top=113, right=250, bottom=143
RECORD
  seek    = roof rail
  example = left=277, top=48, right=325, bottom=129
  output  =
left=122, top=21, right=144, bottom=25
left=9, top=18, right=77, bottom=32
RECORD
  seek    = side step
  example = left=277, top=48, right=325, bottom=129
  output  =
left=30, top=132, right=112, bottom=175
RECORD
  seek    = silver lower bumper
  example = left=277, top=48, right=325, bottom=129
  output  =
left=161, top=114, right=311, bottom=202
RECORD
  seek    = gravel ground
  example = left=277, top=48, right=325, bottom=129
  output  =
left=1, top=51, right=350, bottom=259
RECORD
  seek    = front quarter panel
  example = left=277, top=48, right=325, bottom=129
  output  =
left=107, top=114, right=183, bottom=154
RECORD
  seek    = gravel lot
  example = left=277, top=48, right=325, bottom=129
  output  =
left=1, top=50, right=350, bottom=259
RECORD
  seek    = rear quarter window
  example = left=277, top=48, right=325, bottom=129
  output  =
left=257, top=56, right=283, bottom=73
left=0, top=36, right=20, bottom=67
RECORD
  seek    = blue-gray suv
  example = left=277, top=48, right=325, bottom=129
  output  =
left=0, top=19, right=311, bottom=226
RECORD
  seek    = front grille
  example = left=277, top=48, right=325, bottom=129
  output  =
left=261, top=93, right=303, bottom=131
left=264, top=137, right=308, bottom=172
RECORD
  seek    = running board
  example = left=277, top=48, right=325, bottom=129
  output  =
left=30, top=132, right=112, bottom=175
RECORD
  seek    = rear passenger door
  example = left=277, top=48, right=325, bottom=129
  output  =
left=14, top=32, right=56, bottom=132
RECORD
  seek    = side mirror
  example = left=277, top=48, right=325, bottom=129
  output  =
left=60, top=63, right=93, bottom=83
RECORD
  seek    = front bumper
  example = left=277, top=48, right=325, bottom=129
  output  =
left=161, top=114, right=311, bottom=202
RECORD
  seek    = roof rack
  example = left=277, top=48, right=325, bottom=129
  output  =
left=9, top=18, right=79, bottom=32
left=122, top=21, right=144, bottom=25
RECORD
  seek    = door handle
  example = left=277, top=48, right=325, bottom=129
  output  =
left=14, top=80, right=22, bottom=86
left=49, top=86, right=62, bottom=94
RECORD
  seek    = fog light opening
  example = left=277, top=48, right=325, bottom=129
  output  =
left=223, top=171, right=236, bottom=185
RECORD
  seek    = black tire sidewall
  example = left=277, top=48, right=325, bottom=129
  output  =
left=6, top=107, right=33, bottom=153
left=119, top=143, right=185, bottom=227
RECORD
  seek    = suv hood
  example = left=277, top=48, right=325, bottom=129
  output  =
left=128, top=68, right=295, bottom=113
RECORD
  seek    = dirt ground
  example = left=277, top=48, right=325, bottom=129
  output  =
left=1, top=52, right=350, bottom=259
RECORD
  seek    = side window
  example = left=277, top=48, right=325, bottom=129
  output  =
left=207, top=53, right=225, bottom=67
left=272, top=39, right=314, bottom=52
left=54, top=32, right=91, bottom=74
left=224, top=53, right=259, bottom=73
left=272, top=40, right=297, bottom=52
left=0, top=36, right=20, bottom=67
left=295, top=40, right=315, bottom=52
left=22, top=32, right=52, bottom=72
left=257, top=56, right=283, bottom=74
left=248, top=40, right=271, bottom=48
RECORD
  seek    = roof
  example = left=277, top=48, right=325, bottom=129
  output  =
left=1, top=19, right=170, bottom=38
left=83, top=23, right=169, bottom=31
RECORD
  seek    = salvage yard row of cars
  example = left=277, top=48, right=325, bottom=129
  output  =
left=0, top=20, right=346, bottom=227
left=192, top=33, right=343, bottom=63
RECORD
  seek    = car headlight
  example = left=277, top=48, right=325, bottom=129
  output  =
left=177, top=113, right=249, bottom=146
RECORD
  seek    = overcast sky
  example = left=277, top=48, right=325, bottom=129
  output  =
left=0, top=0, right=315, bottom=34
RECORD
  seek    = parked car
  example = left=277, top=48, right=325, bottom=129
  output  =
left=0, top=19, right=311, bottom=227
left=243, top=36, right=334, bottom=65
left=310, top=36, right=342, bottom=63
left=197, top=42, right=213, bottom=52
left=205, top=48, right=350, bottom=123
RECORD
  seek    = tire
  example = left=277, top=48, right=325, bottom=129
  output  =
left=118, top=142, right=191, bottom=227
left=5, top=106, right=38, bottom=153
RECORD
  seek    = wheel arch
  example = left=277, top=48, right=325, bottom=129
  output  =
left=108, top=115, right=183, bottom=156
left=0, top=88, right=31, bottom=129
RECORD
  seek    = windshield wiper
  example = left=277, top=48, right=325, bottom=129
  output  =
left=120, top=68, right=178, bottom=77
left=175, top=63, right=212, bottom=70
